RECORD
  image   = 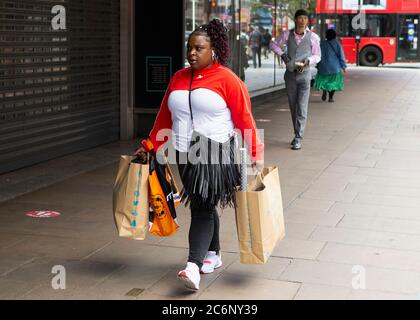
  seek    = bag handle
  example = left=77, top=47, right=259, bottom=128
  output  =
left=188, top=70, right=195, bottom=130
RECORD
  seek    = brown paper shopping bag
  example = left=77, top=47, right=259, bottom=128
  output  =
left=113, top=155, right=149, bottom=240
left=235, top=166, right=285, bottom=264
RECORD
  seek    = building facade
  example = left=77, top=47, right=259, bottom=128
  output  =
left=0, top=0, right=312, bottom=173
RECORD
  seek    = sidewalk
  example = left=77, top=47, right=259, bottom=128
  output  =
left=1, top=66, right=420, bottom=299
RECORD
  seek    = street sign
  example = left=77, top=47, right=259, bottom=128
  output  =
left=26, top=211, right=61, bottom=218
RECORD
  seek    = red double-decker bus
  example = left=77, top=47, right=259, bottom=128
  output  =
left=316, top=0, right=420, bottom=66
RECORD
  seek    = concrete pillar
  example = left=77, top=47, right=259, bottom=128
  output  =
left=120, top=0, right=135, bottom=140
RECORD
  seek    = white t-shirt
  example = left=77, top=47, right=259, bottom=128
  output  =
left=168, top=88, right=234, bottom=152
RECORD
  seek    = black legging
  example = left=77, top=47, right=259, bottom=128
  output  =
left=176, top=151, right=220, bottom=269
left=324, top=90, right=335, bottom=99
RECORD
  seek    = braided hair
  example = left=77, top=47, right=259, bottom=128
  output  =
left=189, top=19, right=230, bottom=66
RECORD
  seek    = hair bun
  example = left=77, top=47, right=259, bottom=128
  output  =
left=208, top=19, right=226, bottom=31
left=192, top=19, right=230, bottom=66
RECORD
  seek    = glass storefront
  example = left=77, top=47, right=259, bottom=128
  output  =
left=184, top=0, right=315, bottom=94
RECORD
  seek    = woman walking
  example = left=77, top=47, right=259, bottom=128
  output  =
left=135, top=19, right=264, bottom=291
left=314, top=28, right=347, bottom=102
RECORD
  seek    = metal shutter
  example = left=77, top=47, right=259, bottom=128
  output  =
left=0, top=0, right=120, bottom=174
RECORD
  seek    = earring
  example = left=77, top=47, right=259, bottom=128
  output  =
left=212, top=50, right=216, bottom=60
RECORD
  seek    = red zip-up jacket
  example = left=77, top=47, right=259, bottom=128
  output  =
left=146, top=63, right=264, bottom=161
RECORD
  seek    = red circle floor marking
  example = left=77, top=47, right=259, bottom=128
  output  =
left=25, top=211, right=61, bottom=218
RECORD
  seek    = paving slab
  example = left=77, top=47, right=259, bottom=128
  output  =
left=310, top=226, right=420, bottom=252
left=198, top=273, right=301, bottom=300
left=318, top=242, right=420, bottom=272
left=280, top=259, right=420, bottom=294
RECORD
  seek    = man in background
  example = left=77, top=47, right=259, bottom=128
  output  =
left=249, top=26, right=262, bottom=69
left=270, top=9, right=321, bottom=150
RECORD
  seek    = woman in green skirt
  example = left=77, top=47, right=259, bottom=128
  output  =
left=314, top=28, right=347, bottom=102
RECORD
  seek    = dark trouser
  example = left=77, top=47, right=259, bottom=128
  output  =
left=284, top=70, right=311, bottom=141
left=176, top=152, right=220, bottom=269
left=262, top=45, right=269, bottom=58
left=251, top=47, right=261, bottom=68
left=329, top=91, right=335, bottom=99
left=323, top=90, right=335, bottom=100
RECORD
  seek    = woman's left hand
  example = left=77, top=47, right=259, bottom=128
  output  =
left=251, top=160, right=264, bottom=173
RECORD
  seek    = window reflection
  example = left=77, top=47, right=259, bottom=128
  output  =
left=184, top=1, right=314, bottom=93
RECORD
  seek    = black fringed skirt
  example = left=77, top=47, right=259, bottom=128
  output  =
left=176, top=134, right=241, bottom=209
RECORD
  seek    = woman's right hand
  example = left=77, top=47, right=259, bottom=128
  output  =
left=134, top=146, right=148, bottom=163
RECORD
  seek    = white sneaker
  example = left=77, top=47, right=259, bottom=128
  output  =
left=201, top=251, right=222, bottom=274
left=177, top=262, right=200, bottom=290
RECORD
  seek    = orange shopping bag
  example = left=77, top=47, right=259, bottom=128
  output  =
left=143, top=139, right=180, bottom=237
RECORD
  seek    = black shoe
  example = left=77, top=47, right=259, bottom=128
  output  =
left=322, top=91, right=327, bottom=101
left=328, top=98, right=335, bottom=102
left=291, top=140, right=302, bottom=150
